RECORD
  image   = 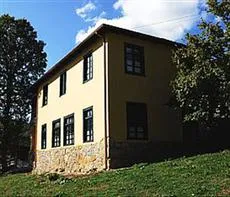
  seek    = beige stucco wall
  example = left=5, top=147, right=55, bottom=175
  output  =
left=36, top=39, right=106, bottom=151
left=107, top=32, right=182, bottom=142
left=35, top=30, right=183, bottom=173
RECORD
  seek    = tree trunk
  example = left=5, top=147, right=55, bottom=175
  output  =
left=1, top=119, right=10, bottom=173
left=1, top=139, right=8, bottom=173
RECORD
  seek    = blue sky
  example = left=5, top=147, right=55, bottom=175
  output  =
left=0, top=0, right=206, bottom=70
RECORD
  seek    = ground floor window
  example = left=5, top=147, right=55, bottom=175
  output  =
left=126, top=102, right=148, bottom=139
left=64, top=114, right=74, bottom=145
left=83, top=107, right=93, bottom=142
left=52, top=119, right=61, bottom=147
left=41, top=124, right=47, bottom=149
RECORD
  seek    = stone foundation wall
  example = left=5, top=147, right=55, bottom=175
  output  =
left=34, top=139, right=105, bottom=174
left=34, top=138, right=183, bottom=174
left=109, top=139, right=182, bottom=168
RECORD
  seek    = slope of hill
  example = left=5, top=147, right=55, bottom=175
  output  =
left=0, top=150, right=230, bottom=196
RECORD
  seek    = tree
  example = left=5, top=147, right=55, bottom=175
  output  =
left=171, top=0, right=229, bottom=130
left=0, top=15, right=47, bottom=172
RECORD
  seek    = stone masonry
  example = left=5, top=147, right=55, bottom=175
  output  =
left=34, top=139, right=105, bottom=174
left=109, top=139, right=182, bottom=168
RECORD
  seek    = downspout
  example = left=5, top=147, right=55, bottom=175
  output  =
left=34, top=94, right=38, bottom=168
left=30, top=93, right=38, bottom=170
left=95, top=31, right=109, bottom=170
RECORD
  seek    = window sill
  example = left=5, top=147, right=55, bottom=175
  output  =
left=83, top=78, right=93, bottom=84
left=126, top=138, right=149, bottom=142
left=83, top=141, right=94, bottom=144
left=59, top=93, right=66, bottom=97
left=63, top=143, right=74, bottom=147
left=51, top=146, right=61, bottom=149
left=125, top=71, right=146, bottom=77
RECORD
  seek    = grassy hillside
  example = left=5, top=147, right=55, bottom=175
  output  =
left=1, top=150, right=230, bottom=196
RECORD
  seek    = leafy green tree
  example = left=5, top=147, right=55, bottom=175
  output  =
left=0, top=14, right=47, bottom=172
left=171, top=0, right=229, bottom=130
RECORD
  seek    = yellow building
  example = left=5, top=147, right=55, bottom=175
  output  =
left=32, top=24, right=182, bottom=174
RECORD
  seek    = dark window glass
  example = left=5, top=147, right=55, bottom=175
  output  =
left=83, top=53, right=93, bottom=82
left=42, top=84, right=48, bottom=106
left=60, top=71, right=67, bottom=96
left=64, top=114, right=74, bottom=146
left=41, top=124, right=47, bottom=149
left=52, top=119, right=61, bottom=147
left=83, top=107, right=93, bottom=142
left=124, top=43, right=145, bottom=75
left=127, top=102, right=148, bottom=140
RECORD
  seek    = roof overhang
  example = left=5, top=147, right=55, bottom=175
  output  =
left=31, top=24, right=183, bottom=92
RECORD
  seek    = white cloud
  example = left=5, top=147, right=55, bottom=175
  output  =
left=76, top=1, right=96, bottom=19
left=76, top=0, right=206, bottom=43
left=84, top=11, right=106, bottom=23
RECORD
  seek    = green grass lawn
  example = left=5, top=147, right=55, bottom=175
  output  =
left=1, top=150, right=230, bottom=197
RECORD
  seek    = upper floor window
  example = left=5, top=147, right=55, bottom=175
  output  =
left=41, top=124, right=47, bottom=149
left=83, top=53, right=93, bottom=82
left=52, top=119, right=61, bottom=147
left=124, top=43, right=145, bottom=75
left=64, top=114, right=74, bottom=146
left=126, top=102, right=148, bottom=140
left=42, top=84, right=48, bottom=106
left=60, top=71, right=66, bottom=96
left=83, top=107, right=93, bottom=142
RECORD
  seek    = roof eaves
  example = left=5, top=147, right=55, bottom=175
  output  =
left=32, top=24, right=184, bottom=92
left=31, top=24, right=106, bottom=91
